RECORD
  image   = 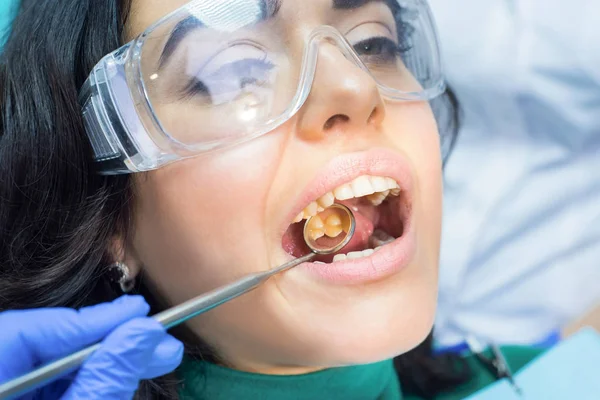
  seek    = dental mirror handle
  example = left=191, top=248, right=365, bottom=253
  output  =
left=155, top=252, right=316, bottom=328
left=0, top=253, right=316, bottom=400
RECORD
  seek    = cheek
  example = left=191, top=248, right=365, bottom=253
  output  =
left=385, top=102, right=443, bottom=269
left=130, top=132, right=288, bottom=305
left=387, top=103, right=443, bottom=216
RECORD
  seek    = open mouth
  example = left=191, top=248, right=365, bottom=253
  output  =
left=282, top=175, right=410, bottom=263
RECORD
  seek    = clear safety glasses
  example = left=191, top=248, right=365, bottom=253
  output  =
left=79, top=0, right=446, bottom=174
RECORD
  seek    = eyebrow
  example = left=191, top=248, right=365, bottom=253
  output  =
left=158, top=0, right=282, bottom=68
left=332, top=0, right=384, bottom=10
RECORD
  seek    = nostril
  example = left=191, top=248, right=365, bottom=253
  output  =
left=323, top=114, right=350, bottom=130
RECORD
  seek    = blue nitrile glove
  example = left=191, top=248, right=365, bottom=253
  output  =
left=0, top=295, right=184, bottom=400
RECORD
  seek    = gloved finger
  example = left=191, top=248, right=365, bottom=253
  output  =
left=0, top=295, right=150, bottom=381
left=140, top=334, right=184, bottom=380
left=61, top=317, right=182, bottom=400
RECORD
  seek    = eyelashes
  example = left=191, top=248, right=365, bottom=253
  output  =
left=352, top=36, right=406, bottom=64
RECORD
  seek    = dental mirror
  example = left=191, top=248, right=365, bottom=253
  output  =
left=303, top=203, right=356, bottom=255
left=0, top=205, right=357, bottom=400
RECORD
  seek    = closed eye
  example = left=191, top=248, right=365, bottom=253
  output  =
left=182, top=57, right=276, bottom=103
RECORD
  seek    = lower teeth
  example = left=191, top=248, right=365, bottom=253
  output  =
left=332, top=248, right=375, bottom=262
left=369, top=229, right=395, bottom=248
left=330, top=229, right=395, bottom=262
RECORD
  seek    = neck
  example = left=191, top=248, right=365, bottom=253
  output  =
left=216, top=357, right=328, bottom=376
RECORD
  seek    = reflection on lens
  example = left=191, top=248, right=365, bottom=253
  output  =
left=136, top=0, right=442, bottom=150
left=303, top=204, right=355, bottom=255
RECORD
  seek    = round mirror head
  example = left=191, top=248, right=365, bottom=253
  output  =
left=303, top=204, right=356, bottom=255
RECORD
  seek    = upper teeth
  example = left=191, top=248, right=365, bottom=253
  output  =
left=294, top=175, right=400, bottom=223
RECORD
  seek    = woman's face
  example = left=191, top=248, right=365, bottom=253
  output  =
left=125, top=0, right=442, bottom=373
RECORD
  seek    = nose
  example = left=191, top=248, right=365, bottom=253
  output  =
left=295, top=44, right=386, bottom=140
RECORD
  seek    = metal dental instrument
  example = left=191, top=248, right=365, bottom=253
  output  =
left=466, top=336, right=523, bottom=397
left=0, top=204, right=356, bottom=400
left=490, top=343, right=523, bottom=396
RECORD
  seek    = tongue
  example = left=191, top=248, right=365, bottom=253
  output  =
left=334, top=207, right=374, bottom=253
left=282, top=207, right=375, bottom=258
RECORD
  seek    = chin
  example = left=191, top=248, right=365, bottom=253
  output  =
left=280, top=271, right=438, bottom=368
left=332, top=302, right=437, bottom=366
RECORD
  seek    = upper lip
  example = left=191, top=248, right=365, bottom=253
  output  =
left=279, top=147, right=415, bottom=239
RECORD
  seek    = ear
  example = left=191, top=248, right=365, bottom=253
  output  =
left=108, top=234, right=143, bottom=279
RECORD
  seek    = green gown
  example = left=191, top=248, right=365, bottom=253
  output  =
left=178, top=346, right=545, bottom=399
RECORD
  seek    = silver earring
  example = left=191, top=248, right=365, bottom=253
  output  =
left=108, top=262, right=136, bottom=293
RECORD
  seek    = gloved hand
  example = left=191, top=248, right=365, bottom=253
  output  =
left=0, top=295, right=184, bottom=400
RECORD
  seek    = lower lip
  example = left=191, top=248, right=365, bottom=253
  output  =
left=299, top=221, right=416, bottom=285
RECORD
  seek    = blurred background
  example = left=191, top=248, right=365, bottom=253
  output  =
left=428, top=0, right=600, bottom=350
